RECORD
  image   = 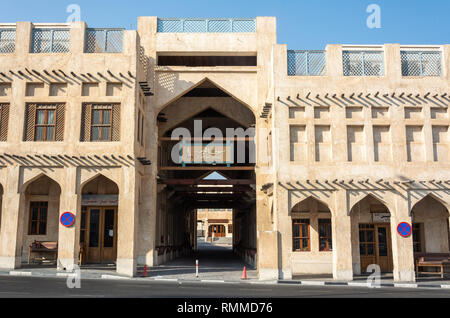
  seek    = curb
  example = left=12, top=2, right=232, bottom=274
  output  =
left=1, top=271, right=450, bottom=290
left=277, top=279, right=450, bottom=290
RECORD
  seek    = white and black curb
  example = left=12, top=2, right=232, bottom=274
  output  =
left=1, top=271, right=450, bottom=290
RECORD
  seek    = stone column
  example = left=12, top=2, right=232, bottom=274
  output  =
left=331, top=191, right=354, bottom=281
left=0, top=166, right=25, bottom=269
left=390, top=198, right=416, bottom=282
left=116, top=167, right=139, bottom=277
left=57, top=167, right=80, bottom=270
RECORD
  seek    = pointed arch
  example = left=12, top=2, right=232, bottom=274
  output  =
left=20, top=172, right=62, bottom=195
left=79, top=173, right=119, bottom=195
left=289, top=192, right=334, bottom=215
left=348, top=192, right=393, bottom=216
left=410, top=192, right=450, bottom=213
left=290, top=195, right=333, bottom=214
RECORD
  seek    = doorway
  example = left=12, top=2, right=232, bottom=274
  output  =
left=208, top=224, right=226, bottom=238
left=80, top=207, right=118, bottom=264
left=359, top=223, right=393, bottom=273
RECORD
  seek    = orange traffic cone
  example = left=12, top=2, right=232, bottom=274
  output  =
left=241, top=266, right=248, bottom=280
left=143, top=265, right=148, bottom=277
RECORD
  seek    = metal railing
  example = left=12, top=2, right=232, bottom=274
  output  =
left=31, top=28, right=70, bottom=53
left=343, top=51, right=384, bottom=76
left=401, top=51, right=442, bottom=76
left=157, top=18, right=256, bottom=33
left=0, top=29, right=15, bottom=53
left=287, top=50, right=327, bottom=76
left=85, top=28, right=124, bottom=53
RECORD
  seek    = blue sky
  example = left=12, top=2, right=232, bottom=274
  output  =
left=1, top=0, right=449, bottom=49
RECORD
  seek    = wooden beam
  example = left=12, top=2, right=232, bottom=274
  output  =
left=172, top=186, right=252, bottom=193
left=160, top=179, right=256, bottom=185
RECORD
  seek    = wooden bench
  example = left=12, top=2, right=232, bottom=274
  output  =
left=28, top=241, right=58, bottom=264
left=415, top=253, right=450, bottom=279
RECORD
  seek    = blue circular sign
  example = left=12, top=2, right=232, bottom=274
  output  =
left=60, top=212, right=75, bottom=228
left=397, top=222, right=412, bottom=238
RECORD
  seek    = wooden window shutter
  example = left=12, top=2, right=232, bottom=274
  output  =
left=24, top=103, right=36, bottom=141
left=80, top=103, right=92, bottom=142
left=111, top=104, right=120, bottom=141
left=55, top=104, right=65, bottom=141
left=0, top=104, right=9, bottom=142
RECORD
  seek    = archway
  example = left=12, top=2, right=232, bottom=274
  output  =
left=411, top=194, right=450, bottom=254
left=350, top=195, right=393, bottom=274
left=155, top=79, right=257, bottom=272
left=80, top=175, right=119, bottom=264
left=290, top=197, right=333, bottom=276
left=22, top=175, right=61, bottom=266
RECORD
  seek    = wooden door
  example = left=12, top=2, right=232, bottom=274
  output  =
left=208, top=225, right=226, bottom=237
left=359, top=224, right=393, bottom=273
left=82, top=207, right=118, bottom=264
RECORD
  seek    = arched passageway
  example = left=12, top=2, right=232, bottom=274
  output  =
left=155, top=79, right=257, bottom=272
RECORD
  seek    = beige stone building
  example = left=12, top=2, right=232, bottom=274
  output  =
left=0, top=17, right=448, bottom=282
left=197, top=209, right=233, bottom=239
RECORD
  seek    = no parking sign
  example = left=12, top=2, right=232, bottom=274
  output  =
left=60, top=212, right=75, bottom=228
left=397, top=222, right=412, bottom=238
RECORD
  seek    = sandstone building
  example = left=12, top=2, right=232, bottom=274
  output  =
left=0, top=17, right=448, bottom=282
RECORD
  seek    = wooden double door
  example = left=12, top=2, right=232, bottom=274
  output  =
left=208, top=225, right=226, bottom=237
left=80, top=207, right=118, bottom=264
left=359, top=224, right=393, bottom=273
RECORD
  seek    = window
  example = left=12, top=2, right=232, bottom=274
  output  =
left=137, top=110, right=144, bottom=146
left=359, top=224, right=375, bottom=256
left=28, top=202, right=48, bottom=235
left=319, top=219, right=332, bottom=251
left=401, top=51, right=442, bottom=76
left=31, top=29, right=70, bottom=53
left=292, top=219, right=310, bottom=252
left=91, top=106, right=112, bottom=141
left=24, top=104, right=64, bottom=142
left=80, top=104, right=120, bottom=142
left=85, top=29, right=124, bottom=53
left=412, top=223, right=424, bottom=253
left=35, top=107, right=56, bottom=141
left=343, top=51, right=384, bottom=76
left=0, top=103, right=9, bottom=142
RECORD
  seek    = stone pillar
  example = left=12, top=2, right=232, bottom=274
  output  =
left=0, top=166, right=25, bottom=269
left=57, top=167, right=80, bottom=270
left=332, top=191, right=354, bottom=281
left=116, top=167, right=139, bottom=277
left=137, top=174, right=157, bottom=267
left=390, top=198, right=416, bottom=282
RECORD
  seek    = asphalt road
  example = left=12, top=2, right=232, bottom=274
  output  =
left=0, top=275, right=449, bottom=298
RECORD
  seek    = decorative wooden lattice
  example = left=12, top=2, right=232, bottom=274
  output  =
left=31, top=29, right=70, bottom=53
left=288, top=50, right=327, bottom=76
left=157, top=18, right=256, bottom=33
left=55, top=104, right=65, bottom=141
left=0, top=29, right=15, bottom=53
left=343, top=51, right=384, bottom=76
left=401, top=51, right=442, bottom=76
left=111, top=104, right=120, bottom=142
left=24, top=104, right=36, bottom=141
left=85, top=29, right=124, bottom=53
left=80, top=103, right=92, bottom=142
left=0, top=104, right=9, bottom=142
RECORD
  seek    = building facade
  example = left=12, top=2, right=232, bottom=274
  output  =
left=0, top=17, right=448, bottom=282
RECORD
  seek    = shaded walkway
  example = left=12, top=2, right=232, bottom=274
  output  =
left=146, top=241, right=257, bottom=281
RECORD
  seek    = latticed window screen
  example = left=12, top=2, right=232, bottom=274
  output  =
left=85, top=29, right=124, bottom=53
left=401, top=51, right=442, bottom=76
left=31, top=29, right=70, bottom=53
left=80, top=104, right=120, bottom=142
left=0, top=29, right=15, bottom=53
left=0, top=104, right=9, bottom=141
left=287, top=50, right=327, bottom=76
left=24, top=104, right=65, bottom=141
left=157, top=18, right=256, bottom=33
left=343, top=51, right=384, bottom=76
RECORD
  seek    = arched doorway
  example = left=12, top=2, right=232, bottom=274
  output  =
left=411, top=195, right=450, bottom=254
left=350, top=195, right=393, bottom=274
left=290, top=197, right=333, bottom=275
left=22, top=175, right=61, bottom=265
left=80, top=175, right=119, bottom=264
left=208, top=224, right=226, bottom=238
